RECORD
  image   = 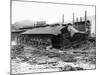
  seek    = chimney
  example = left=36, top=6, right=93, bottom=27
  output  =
left=85, top=11, right=87, bottom=31
left=80, top=17, right=82, bottom=22
left=73, top=13, right=75, bottom=24
left=76, top=17, right=78, bottom=22
left=62, top=14, right=64, bottom=24
left=85, top=11, right=87, bottom=22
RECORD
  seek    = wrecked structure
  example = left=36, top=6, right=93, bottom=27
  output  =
left=11, top=11, right=91, bottom=49
left=11, top=24, right=89, bottom=49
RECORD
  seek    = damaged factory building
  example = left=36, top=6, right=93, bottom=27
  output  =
left=11, top=11, right=91, bottom=49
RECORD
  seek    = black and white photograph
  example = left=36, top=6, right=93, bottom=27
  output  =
left=11, top=0, right=96, bottom=74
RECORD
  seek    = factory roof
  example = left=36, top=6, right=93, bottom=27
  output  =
left=21, top=25, right=64, bottom=35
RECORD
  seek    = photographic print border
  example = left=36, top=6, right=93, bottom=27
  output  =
left=10, top=0, right=96, bottom=75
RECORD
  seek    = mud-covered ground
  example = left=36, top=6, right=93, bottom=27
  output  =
left=11, top=42, right=96, bottom=74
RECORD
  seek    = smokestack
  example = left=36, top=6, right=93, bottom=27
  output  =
left=62, top=14, right=64, bottom=24
left=73, top=13, right=75, bottom=24
left=80, top=17, right=82, bottom=22
left=76, top=17, right=78, bottom=22
left=85, top=11, right=87, bottom=31
left=85, top=11, right=87, bottom=22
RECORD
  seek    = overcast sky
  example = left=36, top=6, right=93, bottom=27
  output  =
left=12, top=1, right=95, bottom=33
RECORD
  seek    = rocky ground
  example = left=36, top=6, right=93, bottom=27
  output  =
left=11, top=41, right=96, bottom=74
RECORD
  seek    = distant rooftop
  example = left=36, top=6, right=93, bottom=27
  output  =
left=11, top=30, right=25, bottom=33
